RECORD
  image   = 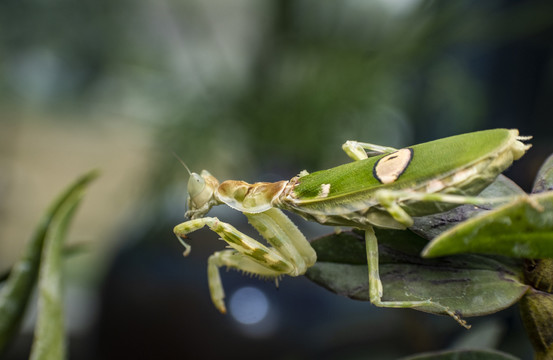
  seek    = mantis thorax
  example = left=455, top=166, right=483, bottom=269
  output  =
left=185, top=170, right=289, bottom=218
left=217, top=180, right=288, bottom=213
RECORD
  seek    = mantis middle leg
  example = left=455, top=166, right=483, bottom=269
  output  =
left=364, top=226, right=470, bottom=328
left=374, top=189, right=528, bottom=227
left=342, top=140, right=398, bottom=161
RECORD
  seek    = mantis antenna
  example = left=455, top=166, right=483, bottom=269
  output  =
left=172, top=152, right=206, bottom=196
left=172, top=152, right=192, bottom=175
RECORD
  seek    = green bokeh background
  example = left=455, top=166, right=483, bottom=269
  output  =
left=1, top=1, right=553, bottom=359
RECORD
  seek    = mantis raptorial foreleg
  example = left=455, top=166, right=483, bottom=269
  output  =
left=173, top=208, right=316, bottom=313
left=342, top=141, right=398, bottom=161
left=245, top=208, right=317, bottom=273
left=364, top=226, right=469, bottom=328
left=207, top=250, right=285, bottom=313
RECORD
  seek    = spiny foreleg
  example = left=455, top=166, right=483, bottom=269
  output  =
left=207, top=250, right=286, bottom=313
left=174, top=215, right=300, bottom=313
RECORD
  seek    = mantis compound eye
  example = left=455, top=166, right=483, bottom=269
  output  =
left=188, top=173, right=206, bottom=198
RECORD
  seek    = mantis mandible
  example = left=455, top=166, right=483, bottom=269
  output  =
left=174, top=129, right=531, bottom=327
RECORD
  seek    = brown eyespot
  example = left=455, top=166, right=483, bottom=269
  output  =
left=373, top=148, right=413, bottom=184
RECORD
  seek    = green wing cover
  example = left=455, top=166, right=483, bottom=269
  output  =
left=293, top=129, right=513, bottom=202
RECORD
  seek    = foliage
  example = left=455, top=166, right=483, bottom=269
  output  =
left=306, top=153, right=553, bottom=359
left=0, top=171, right=97, bottom=358
left=3, top=156, right=553, bottom=359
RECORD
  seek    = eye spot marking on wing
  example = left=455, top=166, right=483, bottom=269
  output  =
left=373, top=148, right=413, bottom=184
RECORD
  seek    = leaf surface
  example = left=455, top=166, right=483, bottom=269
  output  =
left=422, top=191, right=553, bottom=259
left=306, top=228, right=528, bottom=317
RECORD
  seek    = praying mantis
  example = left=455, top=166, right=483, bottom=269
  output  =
left=174, top=129, right=531, bottom=327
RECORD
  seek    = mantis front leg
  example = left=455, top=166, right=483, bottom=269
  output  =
left=206, top=250, right=286, bottom=313
left=173, top=208, right=316, bottom=313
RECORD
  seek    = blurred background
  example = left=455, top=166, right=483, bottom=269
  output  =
left=1, top=0, right=553, bottom=358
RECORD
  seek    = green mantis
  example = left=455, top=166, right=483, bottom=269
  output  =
left=174, top=129, right=531, bottom=326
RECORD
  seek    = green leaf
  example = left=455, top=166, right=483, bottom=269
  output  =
left=400, top=349, right=520, bottom=360
left=306, top=229, right=529, bottom=317
left=0, top=244, right=91, bottom=285
left=532, top=153, right=553, bottom=194
left=422, top=191, right=553, bottom=259
left=29, top=191, right=84, bottom=360
left=411, top=175, right=525, bottom=240
left=422, top=153, right=553, bottom=259
left=0, top=170, right=98, bottom=355
left=518, top=153, right=553, bottom=359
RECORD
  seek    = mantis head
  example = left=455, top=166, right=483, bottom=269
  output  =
left=173, top=154, right=221, bottom=219
left=185, top=169, right=220, bottom=219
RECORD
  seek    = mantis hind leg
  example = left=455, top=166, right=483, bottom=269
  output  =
left=374, top=188, right=526, bottom=228
left=364, top=226, right=470, bottom=329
